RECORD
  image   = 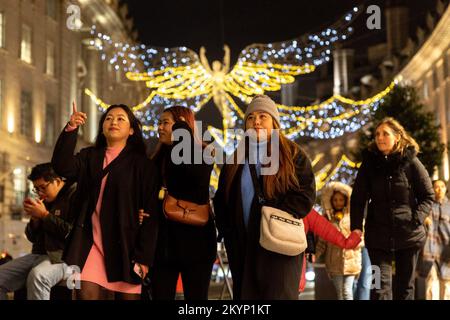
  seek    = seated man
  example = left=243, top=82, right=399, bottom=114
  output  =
left=0, top=163, right=76, bottom=300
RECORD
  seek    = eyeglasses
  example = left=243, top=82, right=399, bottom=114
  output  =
left=33, top=182, right=51, bottom=194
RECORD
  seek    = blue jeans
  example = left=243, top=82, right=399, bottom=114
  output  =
left=354, top=247, right=372, bottom=300
left=332, top=275, right=356, bottom=300
left=0, top=254, right=67, bottom=300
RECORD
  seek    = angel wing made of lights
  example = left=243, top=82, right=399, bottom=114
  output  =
left=86, top=6, right=362, bottom=138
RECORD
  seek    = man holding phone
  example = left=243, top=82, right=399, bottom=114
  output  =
left=0, top=163, right=76, bottom=300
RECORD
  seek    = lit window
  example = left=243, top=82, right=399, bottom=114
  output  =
left=46, top=41, right=55, bottom=76
left=20, top=91, right=32, bottom=138
left=45, top=104, right=55, bottom=146
left=0, top=80, right=3, bottom=129
left=0, top=12, right=5, bottom=48
left=46, top=0, right=58, bottom=20
left=20, top=25, right=32, bottom=64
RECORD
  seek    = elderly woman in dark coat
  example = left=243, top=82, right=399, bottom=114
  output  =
left=350, top=117, right=434, bottom=300
left=214, top=95, right=316, bottom=300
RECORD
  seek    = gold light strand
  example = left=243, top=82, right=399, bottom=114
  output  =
left=85, top=88, right=158, bottom=112
left=311, top=153, right=324, bottom=167
left=277, top=79, right=398, bottom=112
left=315, top=154, right=361, bottom=191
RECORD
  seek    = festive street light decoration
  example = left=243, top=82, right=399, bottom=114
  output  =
left=203, top=78, right=400, bottom=152
left=315, top=154, right=361, bottom=191
left=90, top=6, right=361, bottom=74
left=85, top=6, right=362, bottom=136
left=281, top=79, right=399, bottom=139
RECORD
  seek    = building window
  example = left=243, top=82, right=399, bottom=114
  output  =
left=433, top=68, right=439, bottom=90
left=0, top=12, right=5, bottom=48
left=12, top=166, right=26, bottom=207
left=0, top=79, right=3, bottom=129
left=20, top=91, right=32, bottom=138
left=444, top=53, right=449, bottom=80
left=46, top=0, right=58, bottom=20
left=20, top=24, right=32, bottom=64
left=115, top=69, right=121, bottom=83
left=46, top=41, right=55, bottom=76
left=434, top=95, right=441, bottom=126
left=423, top=81, right=429, bottom=100
left=446, top=83, right=450, bottom=123
left=45, top=104, right=55, bottom=146
left=0, top=185, right=4, bottom=203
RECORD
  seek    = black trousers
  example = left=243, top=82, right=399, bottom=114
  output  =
left=368, top=247, right=421, bottom=300
left=150, top=260, right=214, bottom=300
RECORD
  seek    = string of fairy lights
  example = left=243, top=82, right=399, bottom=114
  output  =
left=315, top=154, right=361, bottom=191
left=83, top=5, right=362, bottom=138
left=89, top=6, right=362, bottom=74
left=200, top=78, right=401, bottom=148
left=82, top=5, right=372, bottom=193
left=281, top=79, right=399, bottom=139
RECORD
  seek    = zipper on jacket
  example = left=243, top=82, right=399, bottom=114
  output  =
left=386, top=155, right=395, bottom=251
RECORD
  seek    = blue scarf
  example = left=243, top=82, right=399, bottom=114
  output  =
left=240, top=140, right=266, bottom=229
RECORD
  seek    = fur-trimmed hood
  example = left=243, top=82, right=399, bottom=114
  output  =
left=321, top=181, right=352, bottom=220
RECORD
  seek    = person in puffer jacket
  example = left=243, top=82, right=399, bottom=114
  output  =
left=315, top=182, right=362, bottom=300
left=351, top=117, right=434, bottom=300
left=298, top=208, right=362, bottom=293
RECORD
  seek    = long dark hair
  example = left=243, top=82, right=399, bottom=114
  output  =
left=95, top=104, right=146, bottom=155
left=224, top=119, right=301, bottom=201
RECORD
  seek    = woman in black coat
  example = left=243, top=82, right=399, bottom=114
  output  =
left=148, top=105, right=216, bottom=300
left=350, top=117, right=434, bottom=300
left=213, top=95, right=316, bottom=300
left=52, top=103, right=159, bottom=300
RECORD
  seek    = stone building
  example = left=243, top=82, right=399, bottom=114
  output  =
left=0, top=0, right=144, bottom=257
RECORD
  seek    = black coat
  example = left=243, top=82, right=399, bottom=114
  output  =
left=152, top=121, right=217, bottom=267
left=214, top=145, right=316, bottom=300
left=25, top=182, right=77, bottom=263
left=350, top=147, right=434, bottom=251
left=52, top=128, right=159, bottom=284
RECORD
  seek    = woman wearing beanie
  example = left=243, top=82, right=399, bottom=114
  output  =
left=350, top=117, right=434, bottom=300
left=213, top=94, right=316, bottom=300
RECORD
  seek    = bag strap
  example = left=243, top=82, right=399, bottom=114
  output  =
left=249, top=163, right=265, bottom=205
left=100, top=145, right=131, bottom=179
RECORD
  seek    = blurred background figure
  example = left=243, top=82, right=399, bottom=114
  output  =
left=418, top=179, right=450, bottom=300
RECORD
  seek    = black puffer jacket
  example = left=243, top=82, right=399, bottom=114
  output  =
left=350, top=147, right=434, bottom=251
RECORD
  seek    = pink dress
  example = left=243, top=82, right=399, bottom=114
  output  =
left=80, top=145, right=141, bottom=294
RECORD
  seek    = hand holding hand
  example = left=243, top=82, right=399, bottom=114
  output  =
left=344, top=230, right=362, bottom=249
left=133, top=263, right=149, bottom=279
